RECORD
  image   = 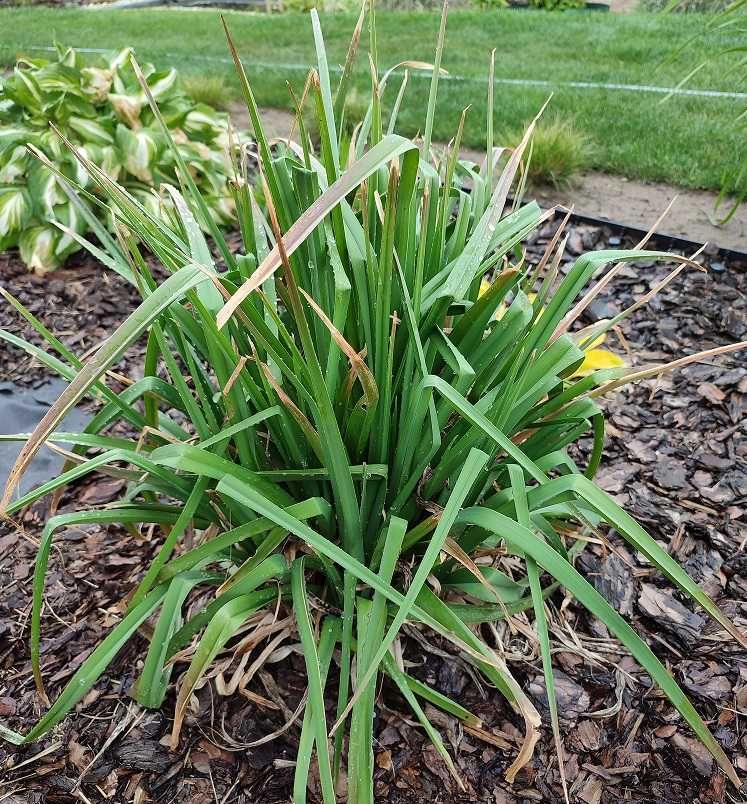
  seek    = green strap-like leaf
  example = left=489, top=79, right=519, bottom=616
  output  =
left=18, top=585, right=168, bottom=744
left=1, top=265, right=208, bottom=511
left=291, top=558, right=336, bottom=804
left=457, top=505, right=740, bottom=787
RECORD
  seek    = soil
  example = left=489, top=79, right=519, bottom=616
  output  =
left=0, top=250, right=158, bottom=390
left=608, top=0, right=639, bottom=12
left=0, top=221, right=746, bottom=804
left=532, top=174, right=747, bottom=255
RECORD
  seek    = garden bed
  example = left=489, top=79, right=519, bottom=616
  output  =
left=0, top=223, right=745, bottom=803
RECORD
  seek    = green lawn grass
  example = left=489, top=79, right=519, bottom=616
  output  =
left=1, top=6, right=744, bottom=190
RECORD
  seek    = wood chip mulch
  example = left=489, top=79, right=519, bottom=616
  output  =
left=0, top=224, right=745, bottom=803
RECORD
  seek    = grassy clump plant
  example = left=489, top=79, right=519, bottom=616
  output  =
left=182, top=74, right=237, bottom=110
left=0, top=44, right=238, bottom=274
left=505, top=117, right=592, bottom=187
left=1, top=5, right=745, bottom=801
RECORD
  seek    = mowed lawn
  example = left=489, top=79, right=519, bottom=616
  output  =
left=1, top=6, right=744, bottom=190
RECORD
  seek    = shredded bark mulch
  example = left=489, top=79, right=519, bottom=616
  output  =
left=0, top=223, right=745, bottom=803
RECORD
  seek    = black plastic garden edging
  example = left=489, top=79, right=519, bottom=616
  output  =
left=549, top=204, right=747, bottom=263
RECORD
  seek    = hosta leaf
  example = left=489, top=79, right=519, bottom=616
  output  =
left=145, top=67, right=178, bottom=100
left=0, top=44, right=239, bottom=273
left=0, top=186, right=32, bottom=247
left=0, top=126, right=34, bottom=152
left=117, top=124, right=160, bottom=182
left=183, top=105, right=228, bottom=141
left=81, top=66, right=113, bottom=102
left=4, top=67, right=43, bottom=113
left=35, top=62, right=83, bottom=96
left=53, top=201, right=86, bottom=262
left=108, top=92, right=143, bottom=128
left=27, top=162, right=64, bottom=217
left=0, top=144, right=29, bottom=183
left=109, top=47, right=135, bottom=76
left=67, top=115, right=114, bottom=146
left=97, top=145, right=122, bottom=181
left=19, top=225, right=59, bottom=275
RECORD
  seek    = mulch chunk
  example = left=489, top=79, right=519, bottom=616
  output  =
left=0, top=249, right=150, bottom=389
left=0, top=223, right=745, bottom=804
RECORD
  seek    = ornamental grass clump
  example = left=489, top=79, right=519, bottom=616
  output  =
left=504, top=118, right=592, bottom=188
left=1, top=6, right=745, bottom=801
left=0, top=44, right=237, bottom=274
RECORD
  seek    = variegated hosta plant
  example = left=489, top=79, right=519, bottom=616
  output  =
left=0, top=43, right=237, bottom=274
left=1, top=7, right=745, bottom=802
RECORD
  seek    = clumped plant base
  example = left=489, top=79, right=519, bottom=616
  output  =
left=1, top=5, right=745, bottom=803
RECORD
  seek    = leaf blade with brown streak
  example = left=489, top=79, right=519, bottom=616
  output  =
left=216, top=135, right=418, bottom=329
left=0, top=265, right=208, bottom=511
